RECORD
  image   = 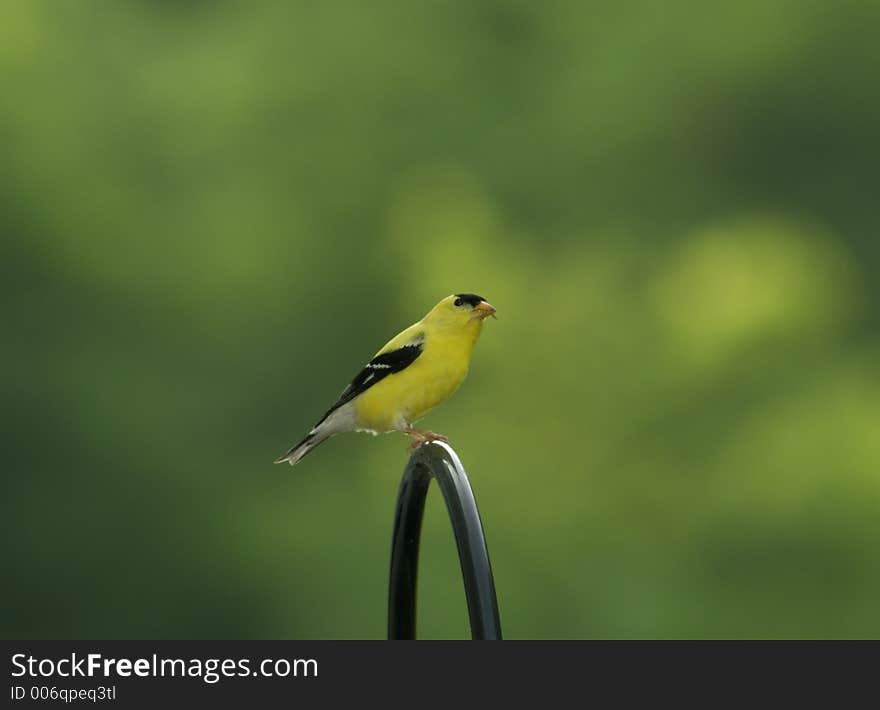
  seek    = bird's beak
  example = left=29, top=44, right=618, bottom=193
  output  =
left=473, top=301, right=497, bottom=320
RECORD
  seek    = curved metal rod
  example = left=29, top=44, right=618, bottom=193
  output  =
left=387, top=441, right=502, bottom=640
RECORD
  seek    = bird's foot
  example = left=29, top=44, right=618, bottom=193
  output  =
left=404, top=428, right=449, bottom=452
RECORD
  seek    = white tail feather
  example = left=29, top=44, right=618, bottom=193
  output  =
left=274, top=431, right=327, bottom=466
left=274, top=402, right=356, bottom=467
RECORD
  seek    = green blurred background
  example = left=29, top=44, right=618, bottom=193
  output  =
left=3, top=1, right=879, bottom=639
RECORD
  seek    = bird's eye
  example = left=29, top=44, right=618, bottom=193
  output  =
left=454, top=297, right=463, bottom=307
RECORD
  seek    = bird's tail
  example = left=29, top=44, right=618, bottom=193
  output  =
left=273, top=430, right=331, bottom=466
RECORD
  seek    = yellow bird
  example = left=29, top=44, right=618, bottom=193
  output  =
left=275, top=293, right=496, bottom=466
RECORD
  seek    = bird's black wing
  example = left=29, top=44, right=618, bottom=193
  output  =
left=313, top=334, right=425, bottom=427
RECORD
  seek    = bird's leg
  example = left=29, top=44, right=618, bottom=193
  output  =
left=403, top=427, right=449, bottom=452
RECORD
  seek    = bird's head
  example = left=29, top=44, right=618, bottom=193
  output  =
left=424, top=293, right=497, bottom=333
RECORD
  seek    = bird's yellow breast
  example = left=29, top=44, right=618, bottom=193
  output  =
left=353, top=331, right=475, bottom=432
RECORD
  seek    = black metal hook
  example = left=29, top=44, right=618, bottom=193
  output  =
left=387, top=441, right=502, bottom=640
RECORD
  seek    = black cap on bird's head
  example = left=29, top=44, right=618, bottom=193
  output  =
left=452, top=292, right=497, bottom=320
left=453, top=293, right=486, bottom=308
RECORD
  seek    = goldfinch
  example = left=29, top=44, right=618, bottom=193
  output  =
left=275, top=293, right=497, bottom=466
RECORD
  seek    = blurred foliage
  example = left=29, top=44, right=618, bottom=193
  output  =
left=2, top=0, right=880, bottom=639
